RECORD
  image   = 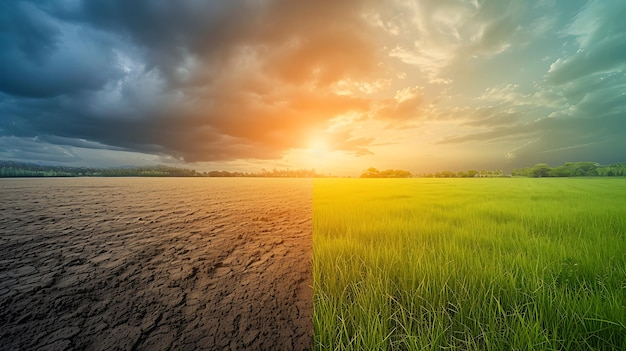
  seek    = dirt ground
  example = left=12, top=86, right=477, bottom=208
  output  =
left=0, top=178, right=312, bottom=350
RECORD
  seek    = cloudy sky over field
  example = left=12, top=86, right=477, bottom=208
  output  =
left=1, top=0, right=625, bottom=175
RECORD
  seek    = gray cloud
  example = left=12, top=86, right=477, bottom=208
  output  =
left=0, top=2, right=124, bottom=98
left=1, top=0, right=624, bottom=171
left=0, top=0, right=382, bottom=163
left=0, top=136, right=79, bottom=163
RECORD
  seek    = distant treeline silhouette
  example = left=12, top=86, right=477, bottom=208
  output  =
left=2, top=160, right=625, bottom=179
left=421, top=169, right=504, bottom=178
left=360, top=168, right=412, bottom=178
left=0, top=161, right=324, bottom=178
left=420, top=162, right=626, bottom=178
left=511, top=162, right=626, bottom=177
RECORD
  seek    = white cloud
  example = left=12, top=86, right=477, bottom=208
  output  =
left=505, top=140, right=534, bottom=160
left=385, top=0, right=528, bottom=84
left=394, top=86, right=423, bottom=103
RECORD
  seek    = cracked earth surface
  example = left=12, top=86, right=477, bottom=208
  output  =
left=0, top=178, right=312, bottom=350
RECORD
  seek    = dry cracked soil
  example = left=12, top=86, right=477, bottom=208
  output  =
left=0, top=178, right=312, bottom=350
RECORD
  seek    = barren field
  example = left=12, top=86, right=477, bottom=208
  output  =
left=0, top=177, right=312, bottom=350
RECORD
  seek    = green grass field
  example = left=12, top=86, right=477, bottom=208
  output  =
left=313, top=178, right=626, bottom=350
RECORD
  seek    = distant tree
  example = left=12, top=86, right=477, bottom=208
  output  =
left=571, top=162, right=598, bottom=176
left=391, top=169, right=412, bottom=178
left=380, top=169, right=395, bottom=178
left=549, top=166, right=572, bottom=177
left=511, top=167, right=532, bottom=177
left=361, top=167, right=380, bottom=178
left=531, top=163, right=552, bottom=178
left=466, top=170, right=478, bottom=178
left=440, top=170, right=455, bottom=178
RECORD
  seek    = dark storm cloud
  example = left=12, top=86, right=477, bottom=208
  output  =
left=0, top=0, right=381, bottom=162
left=0, top=2, right=124, bottom=98
left=3, top=0, right=624, bottom=170
left=0, top=136, right=79, bottom=163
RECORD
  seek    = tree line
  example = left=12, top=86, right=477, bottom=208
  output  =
left=0, top=161, right=324, bottom=178
left=362, top=161, right=626, bottom=178
left=421, top=169, right=505, bottom=178
left=3, top=160, right=626, bottom=179
left=512, top=162, right=626, bottom=178
left=359, top=167, right=504, bottom=178
left=360, top=168, right=412, bottom=178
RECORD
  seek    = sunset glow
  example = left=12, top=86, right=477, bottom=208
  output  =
left=2, top=3, right=625, bottom=348
left=1, top=1, right=624, bottom=175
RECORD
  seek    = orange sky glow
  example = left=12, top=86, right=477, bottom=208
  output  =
left=1, top=1, right=625, bottom=175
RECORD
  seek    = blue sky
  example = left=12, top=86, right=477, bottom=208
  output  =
left=0, top=0, right=624, bottom=175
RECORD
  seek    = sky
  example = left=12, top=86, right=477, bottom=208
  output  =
left=1, top=0, right=625, bottom=176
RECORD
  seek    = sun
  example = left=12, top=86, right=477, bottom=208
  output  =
left=308, top=137, right=330, bottom=154
left=299, top=135, right=333, bottom=169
